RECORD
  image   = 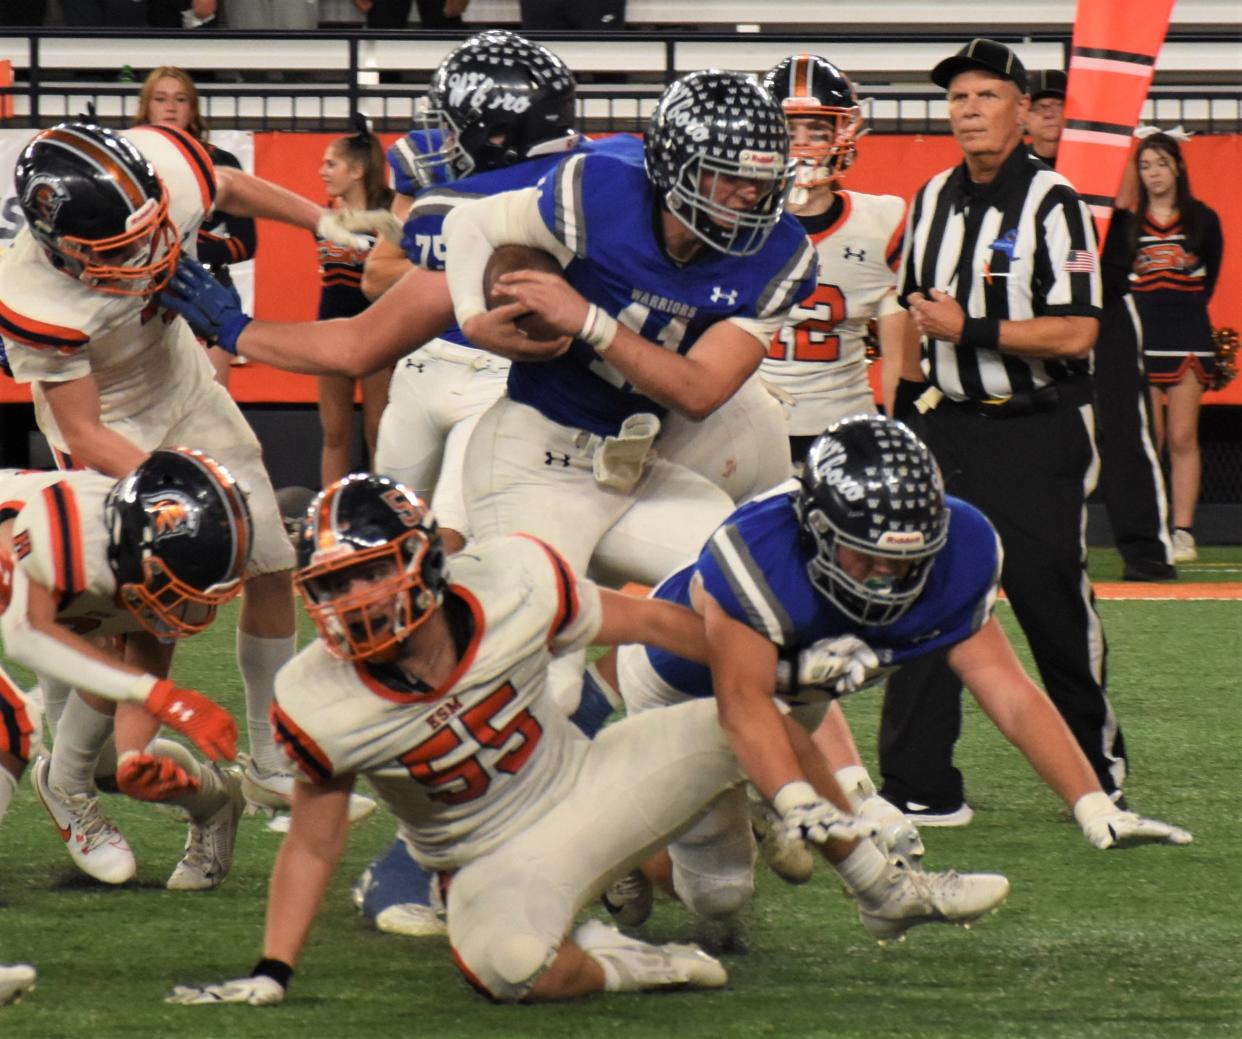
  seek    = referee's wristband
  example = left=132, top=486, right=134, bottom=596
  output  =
left=580, top=303, right=619, bottom=353
left=960, top=317, right=1001, bottom=352
left=893, top=378, right=925, bottom=422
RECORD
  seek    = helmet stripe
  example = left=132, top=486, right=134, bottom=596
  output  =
left=139, top=125, right=216, bottom=211
left=39, top=127, right=148, bottom=212
left=42, top=480, right=84, bottom=612
left=793, top=54, right=813, bottom=99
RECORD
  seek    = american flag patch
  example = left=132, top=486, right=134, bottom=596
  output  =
left=1063, top=249, right=1097, bottom=273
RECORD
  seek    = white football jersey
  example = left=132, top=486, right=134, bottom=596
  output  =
left=761, top=191, right=905, bottom=433
left=273, top=535, right=604, bottom=871
left=2, top=468, right=140, bottom=637
left=0, top=126, right=216, bottom=443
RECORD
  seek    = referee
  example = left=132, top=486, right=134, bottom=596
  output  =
left=881, top=39, right=1128, bottom=822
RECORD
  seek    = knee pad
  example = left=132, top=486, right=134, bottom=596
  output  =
left=459, top=932, right=556, bottom=1003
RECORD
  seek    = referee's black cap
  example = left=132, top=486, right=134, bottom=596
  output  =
left=1029, top=69, right=1067, bottom=101
left=931, top=38, right=1028, bottom=93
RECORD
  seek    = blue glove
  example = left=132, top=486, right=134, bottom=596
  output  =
left=159, top=255, right=252, bottom=355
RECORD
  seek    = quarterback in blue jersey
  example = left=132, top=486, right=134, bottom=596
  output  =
left=605, top=416, right=1191, bottom=930
left=441, top=69, right=818, bottom=590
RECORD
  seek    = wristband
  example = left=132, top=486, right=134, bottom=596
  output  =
left=251, top=957, right=294, bottom=990
left=833, top=765, right=876, bottom=811
left=579, top=303, right=619, bottom=353
left=892, top=378, right=925, bottom=421
left=772, top=780, right=819, bottom=819
left=959, top=316, right=1001, bottom=352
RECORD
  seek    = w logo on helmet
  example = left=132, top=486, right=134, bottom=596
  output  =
left=144, top=492, right=200, bottom=540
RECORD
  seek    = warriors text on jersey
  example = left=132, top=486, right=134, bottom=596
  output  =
left=271, top=535, right=605, bottom=871
left=761, top=191, right=904, bottom=433
left=642, top=484, right=1001, bottom=701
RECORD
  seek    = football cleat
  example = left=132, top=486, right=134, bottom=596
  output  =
left=856, top=857, right=1009, bottom=942
left=241, top=755, right=377, bottom=823
left=31, top=756, right=135, bottom=885
left=572, top=919, right=727, bottom=992
left=749, top=785, right=815, bottom=884
left=0, top=964, right=36, bottom=1006
left=166, top=767, right=244, bottom=892
left=351, top=838, right=446, bottom=937
left=601, top=869, right=654, bottom=928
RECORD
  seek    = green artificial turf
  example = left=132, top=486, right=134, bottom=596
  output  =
left=1, top=591, right=1239, bottom=1038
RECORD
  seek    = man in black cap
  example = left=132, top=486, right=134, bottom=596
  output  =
left=1026, top=69, right=1068, bottom=163
left=881, top=38, right=1133, bottom=825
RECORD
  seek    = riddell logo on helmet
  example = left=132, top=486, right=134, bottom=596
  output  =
left=445, top=72, right=531, bottom=114
left=878, top=531, right=926, bottom=548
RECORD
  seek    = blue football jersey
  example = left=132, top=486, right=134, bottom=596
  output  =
left=506, top=150, right=818, bottom=436
left=400, top=134, right=644, bottom=350
left=644, top=488, right=1002, bottom=699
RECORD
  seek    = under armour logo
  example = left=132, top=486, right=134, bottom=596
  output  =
left=709, top=286, right=739, bottom=306
left=167, top=700, right=196, bottom=724
left=544, top=451, right=571, bottom=467
left=843, top=246, right=866, bottom=262
left=403, top=359, right=426, bottom=372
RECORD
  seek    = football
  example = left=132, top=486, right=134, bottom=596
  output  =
left=482, top=244, right=566, bottom=341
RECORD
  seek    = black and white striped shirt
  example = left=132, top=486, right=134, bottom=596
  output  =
left=899, top=146, right=1102, bottom=402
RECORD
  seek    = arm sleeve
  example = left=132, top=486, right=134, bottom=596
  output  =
left=197, top=146, right=257, bottom=266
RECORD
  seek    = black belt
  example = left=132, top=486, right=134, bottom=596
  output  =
left=948, top=377, right=1090, bottom=420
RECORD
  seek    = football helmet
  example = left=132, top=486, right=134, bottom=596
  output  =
left=763, top=55, right=863, bottom=187
left=409, top=30, right=577, bottom=187
left=645, top=69, right=795, bottom=257
left=295, top=475, right=448, bottom=662
left=15, top=122, right=180, bottom=296
left=795, top=415, right=949, bottom=626
left=106, top=448, right=253, bottom=639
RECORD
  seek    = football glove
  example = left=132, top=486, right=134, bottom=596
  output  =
left=158, top=255, right=252, bottom=354
left=144, top=679, right=238, bottom=762
left=316, top=208, right=403, bottom=249
left=116, top=752, right=199, bottom=801
left=781, top=635, right=880, bottom=696
left=167, top=960, right=291, bottom=1006
left=1073, top=792, right=1193, bottom=850
left=773, top=780, right=865, bottom=845
left=857, top=794, right=926, bottom=861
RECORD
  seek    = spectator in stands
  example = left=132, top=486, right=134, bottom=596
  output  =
left=225, top=0, right=318, bottom=30
left=146, top=0, right=218, bottom=27
left=136, top=65, right=256, bottom=387
left=0, top=1, right=46, bottom=26
left=315, top=120, right=395, bottom=487
left=354, top=0, right=468, bottom=29
left=1127, top=132, right=1225, bottom=564
left=62, top=0, right=147, bottom=25
left=520, top=0, right=624, bottom=30
left=1025, top=69, right=1065, bottom=163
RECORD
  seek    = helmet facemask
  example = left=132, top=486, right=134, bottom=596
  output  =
left=784, top=103, right=863, bottom=200
left=118, top=554, right=239, bottom=639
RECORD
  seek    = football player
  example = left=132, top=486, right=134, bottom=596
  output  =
left=0, top=449, right=248, bottom=889
left=760, top=54, right=914, bottom=458
left=166, top=474, right=747, bottom=1004
left=0, top=122, right=388, bottom=821
left=605, top=416, right=1191, bottom=930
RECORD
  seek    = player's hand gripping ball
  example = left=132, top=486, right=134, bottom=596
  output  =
left=482, top=245, right=566, bottom=342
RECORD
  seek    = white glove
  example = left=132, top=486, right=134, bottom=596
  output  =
left=166, top=975, right=286, bottom=1006
left=794, top=635, right=879, bottom=695
left=773, top=780, right=865, bottom=845
left=857, top=794, right=925, bottom=861
left=1073, top=792, right=1193, bottom=850
left=316, top=208, right=404, bottom=249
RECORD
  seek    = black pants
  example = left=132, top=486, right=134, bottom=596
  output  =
left=1094, top=294, right=1172, bottom=568
left=880, top=388, right=1128, bottom=803
left=520, top=0, right=625, bottom=29
left=0, top=0, right=46, bottom=25
left=366, top=0, right=464, bottom=28
left=62, top=0, right=146, bottom=25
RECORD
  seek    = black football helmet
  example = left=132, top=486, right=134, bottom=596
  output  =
left=105, top=448, right=253, bottom=639
left=763, top=55, right=863, bottom=188
left=644, top=70, right=795, bottom=257
left=795, top=415, right=949, bottom=626
left=409, top=30, right=578, bottom=187
left=295, top=474, right=448, bottom=662
left=15, top=122, right=180, bottom=296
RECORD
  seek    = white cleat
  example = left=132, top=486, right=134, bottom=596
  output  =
left=241, top=756, right=376, bottom=824
left=373, top=904, right=447, bottom=937
left=31, top=757, right=135, bottom=885
left=749, top=786, right=814, bottom=884
left=0, top=964, right=36, bottom=1006
left=856, top=857, right=1009, bottom=943
left=166, top=768, right=245, bottom=892
left=573, top=919, right=727, bottom=992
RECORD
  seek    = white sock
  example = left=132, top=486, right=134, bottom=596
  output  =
left=36, top=674, right=73, bottom=736
left=833, top=838, right=889, bottom=898
left=237, top=630, right=296, bottom=773
left=48, top=694, right=113, bottom=795
left=0, top=766, right=17, bottom=827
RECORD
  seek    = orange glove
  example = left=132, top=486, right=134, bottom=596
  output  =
left=144, top=680, right=238, bottom=762
left=117, top=752, right=200, bottom=801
